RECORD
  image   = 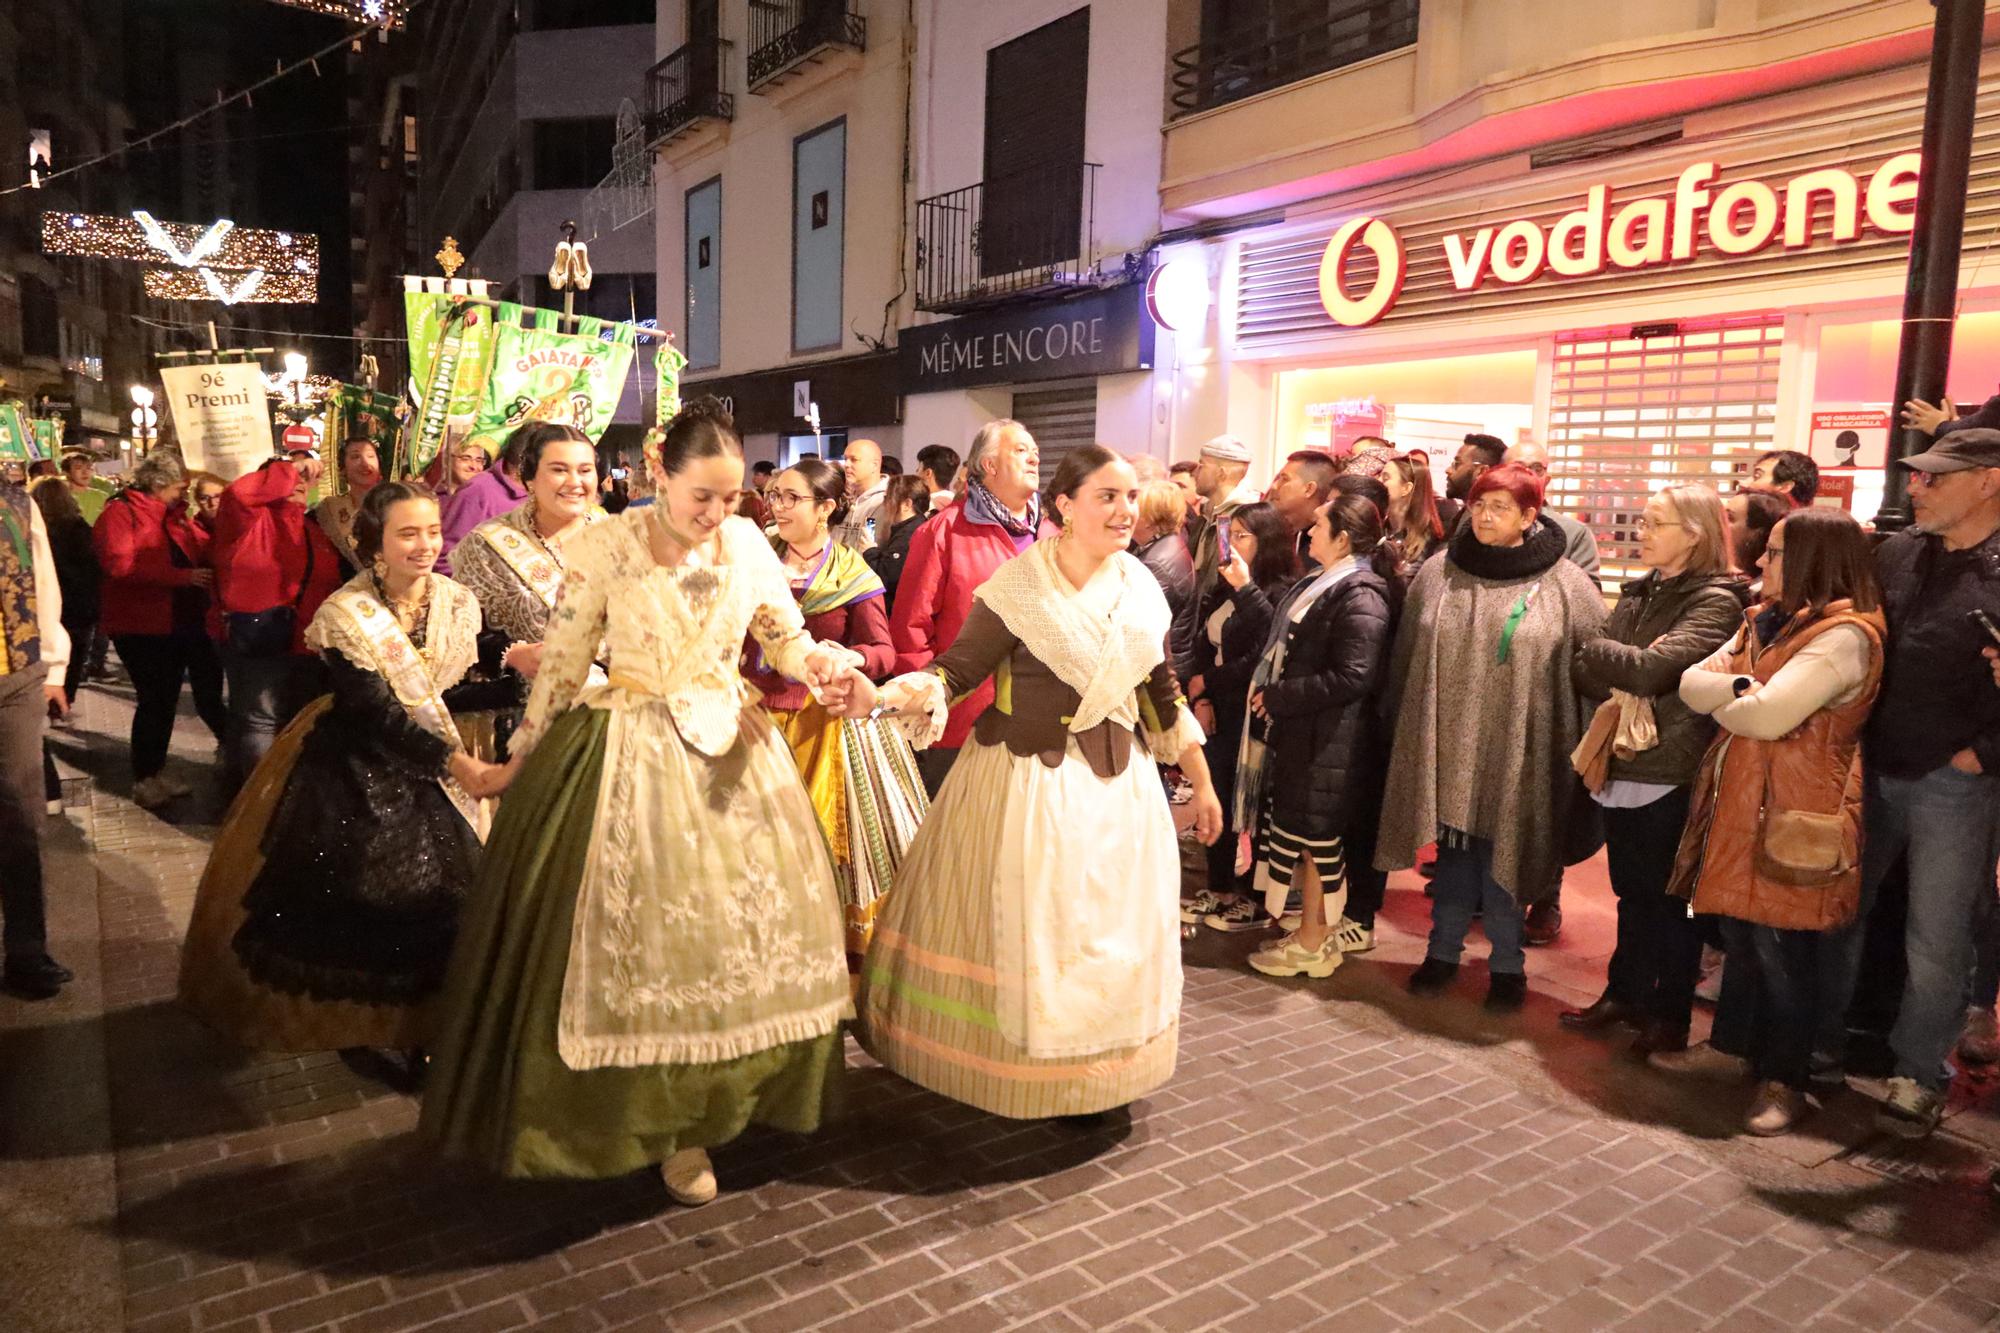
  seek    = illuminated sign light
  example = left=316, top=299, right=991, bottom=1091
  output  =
left=41, top=211, right=320, bottom=278
left=1317, top=153, right=1922, bottom=328
left=142, top=268, right=316, bottom=305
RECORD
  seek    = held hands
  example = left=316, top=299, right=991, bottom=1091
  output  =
left=1902, top=397, right=1956, bottom=436
left=826, top=668, right=878, bottom=720
left=450, top=751, right=521, bottom=799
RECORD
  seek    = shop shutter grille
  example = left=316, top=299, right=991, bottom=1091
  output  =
left=1547, top=315, right=1781, bottom=591
left=1012, top=383, right=1098, bottom=484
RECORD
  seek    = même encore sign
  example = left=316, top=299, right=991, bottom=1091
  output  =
left=1319, top=153, right=1921, bottom=327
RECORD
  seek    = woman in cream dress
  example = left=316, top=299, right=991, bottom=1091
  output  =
left=862, top=445, right=1223, bottom=1120
left=420, top=399, right=878, bottom=1205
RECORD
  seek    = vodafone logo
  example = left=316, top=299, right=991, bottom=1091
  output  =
left=1316, top=153, right=1923, bottom=328
left=1318, top=216, right=1406, bottom=328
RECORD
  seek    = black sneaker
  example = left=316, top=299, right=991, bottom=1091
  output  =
left=1484, top=973, right=1528, bottom=1012
left=4, top=954, right=73, bottom=1000
left=1203, top=896, right=1271, bottom=933
left=1408, top=958, right=1459, bottom=995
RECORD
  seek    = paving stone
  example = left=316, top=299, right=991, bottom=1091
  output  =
left=9, top=684, right=2000, bottom=1333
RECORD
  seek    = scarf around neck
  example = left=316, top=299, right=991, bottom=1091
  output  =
left=775, top=535, right=884, bottom=617
left=1447, top=513, right=1567, bottom=581
left=962, top=477, right=1040, bottom=540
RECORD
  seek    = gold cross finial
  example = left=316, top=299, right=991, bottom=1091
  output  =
left=435, top=236, right=464, bottom=278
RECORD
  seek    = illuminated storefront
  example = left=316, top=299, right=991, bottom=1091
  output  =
left=1173, top=66, right=2000, bottom=586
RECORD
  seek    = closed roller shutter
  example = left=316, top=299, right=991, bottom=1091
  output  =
left=1548, top=315, right=1782, bottom=591
left=1011, top=383, right=1098, bottom=484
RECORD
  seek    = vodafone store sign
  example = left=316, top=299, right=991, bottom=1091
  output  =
left=1317, top=154, right=1922, bottom=328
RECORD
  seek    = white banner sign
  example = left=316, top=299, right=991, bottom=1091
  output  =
left=160, top=363, right=273, bottom=480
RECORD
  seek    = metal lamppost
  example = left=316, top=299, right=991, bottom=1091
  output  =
left=1879, top=0, right=1987, bottom=529
left=129, top=384, right=158, bottom=453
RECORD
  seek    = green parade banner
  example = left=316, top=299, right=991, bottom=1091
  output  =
left=30, top=416, right=63, bottom=460
left=654, top=341, right=688, bottom=428
left=326, top=383, right=406, bottom=477
left=463, top=304, right=638, bottom=456
left=0, top=403, right=47, bottom=464
left=404, top=291, right=500, bottom=475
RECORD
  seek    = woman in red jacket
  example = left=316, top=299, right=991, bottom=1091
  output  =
left=93, top=452, right=227, bottom=808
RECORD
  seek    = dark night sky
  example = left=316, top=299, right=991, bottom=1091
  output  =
left=118, top=0, right=359, bottom=353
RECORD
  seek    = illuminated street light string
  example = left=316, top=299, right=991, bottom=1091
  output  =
left=0, top=3, right=425, bottom=199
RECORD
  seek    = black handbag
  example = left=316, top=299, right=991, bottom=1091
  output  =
left=226, top=521, right=316, bottom=658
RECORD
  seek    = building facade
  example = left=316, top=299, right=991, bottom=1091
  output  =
left=1155, top=0, right=1975, bottom=583
left=415, top=0, right=658, bottom=431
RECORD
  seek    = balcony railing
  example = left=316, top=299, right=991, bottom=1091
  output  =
left=748, top=0, right=865, bottom=91
left=915, top=159, right=1100, bottom=314
left=645, top=37, right=734, bottom=147
left=1170, top=0, right=1418, bottom=118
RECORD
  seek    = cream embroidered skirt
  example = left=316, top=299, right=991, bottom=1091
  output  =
left=858, top=736, right=1182, bottom=1118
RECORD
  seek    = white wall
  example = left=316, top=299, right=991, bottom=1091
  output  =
left=914, top=0, right=1168, bottom=262
left=652, top=0, right=915, bottom=384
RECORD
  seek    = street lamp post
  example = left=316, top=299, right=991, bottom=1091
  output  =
left=129, top=384, right=158, bottom=453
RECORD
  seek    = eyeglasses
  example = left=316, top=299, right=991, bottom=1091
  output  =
left=766, top=489, right=815, bottom=510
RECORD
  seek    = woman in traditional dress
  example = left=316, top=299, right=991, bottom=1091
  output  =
left=177, top=483, right=508, bottom=1058
left=861, top=444, right=1224, bottom=1122
left=451, top=423, right=602, bottom=678
left=749, top=459, right=924, bottom=965
left=450, top=423, right=604, bottom=761
left=420, top=398, right=877, bottom=1205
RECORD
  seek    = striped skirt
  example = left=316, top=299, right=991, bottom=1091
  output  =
left=857, top=736, right=1181, bottom=1119
left=1255, top=818, right=1350, bottom=920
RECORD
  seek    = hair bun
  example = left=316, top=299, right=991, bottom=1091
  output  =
left=672, top=394, right=734, bottom=434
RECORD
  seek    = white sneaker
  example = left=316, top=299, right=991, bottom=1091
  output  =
left=1877, top=1076, right=1944, bottom=1139
left=1332, top=916, right=1375, bottom=954
left=1276, top=910, right=1303, bottom=932
left=1248, top=934, right=1343, bottom=979
left=661, top=1147, right=717, bottom=1205
left=45, top=798, right=62, bottom=816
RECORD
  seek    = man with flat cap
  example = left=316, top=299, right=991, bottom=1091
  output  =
left=1180, top=435, right=1261, bottom=682
left=1819, top=429, right=2000, bottom=1140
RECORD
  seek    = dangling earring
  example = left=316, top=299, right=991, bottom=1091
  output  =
left=1060, top=510, right=1073, bottom=538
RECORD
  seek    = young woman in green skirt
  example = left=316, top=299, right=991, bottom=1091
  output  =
left=420, top=398, right=879, bottom=1205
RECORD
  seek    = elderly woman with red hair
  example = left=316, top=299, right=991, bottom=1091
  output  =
left=1376, top=463, right=1607, bottom=1010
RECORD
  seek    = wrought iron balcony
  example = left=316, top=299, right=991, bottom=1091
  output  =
left=748, top=0, right=865, bottom=92
left=915, top=160, right=1100, bottom=314
left=1170, top=0, right=1419, bottom=119
left=645, top=37, right=734, bottom=148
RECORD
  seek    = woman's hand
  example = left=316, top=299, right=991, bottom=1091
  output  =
left=1220, top=550, right=1250, bottom=590
left=1985, top=645, right=2000, bottom=689
left=1189, top=782, right=1224, bottom=846
left=502, top=641, right=545, bottom=678
left=1952, top=747, right=1985, bottom=775
left=1192, top=698, right=1216, bottom=733
left=1247, top=688, right=1267, bottom=721
left=830, top=669, right=877, bottom=719
left=448, top=751, right=494, bottom=793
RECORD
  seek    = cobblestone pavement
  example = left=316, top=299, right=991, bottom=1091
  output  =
left=5, top=681, right=2000, bottom=1333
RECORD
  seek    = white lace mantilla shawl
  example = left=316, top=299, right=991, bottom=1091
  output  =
left=976, top=542, right=1173, bottom=733
left=305, top=571, right=481, bottom=698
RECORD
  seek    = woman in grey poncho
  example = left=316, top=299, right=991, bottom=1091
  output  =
left=1376, top=463, right=1606, bottom=1010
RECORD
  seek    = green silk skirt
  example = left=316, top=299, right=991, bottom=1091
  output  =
left=418, top=707, right=842, bottom=1179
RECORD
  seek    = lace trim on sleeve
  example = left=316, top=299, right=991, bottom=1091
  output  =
left=1143, top=699, right=1205, bottom=766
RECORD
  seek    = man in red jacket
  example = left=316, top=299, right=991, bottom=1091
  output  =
left=210, top=457, right=343, bottom=790
left=889, top=418, right=1046, bottom=795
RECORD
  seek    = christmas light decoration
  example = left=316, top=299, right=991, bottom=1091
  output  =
left=41, top=211, right=320, bottom=278
left=142, top=268, right=316, bottom=304
left=252, top=0, right=407, bottom=25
